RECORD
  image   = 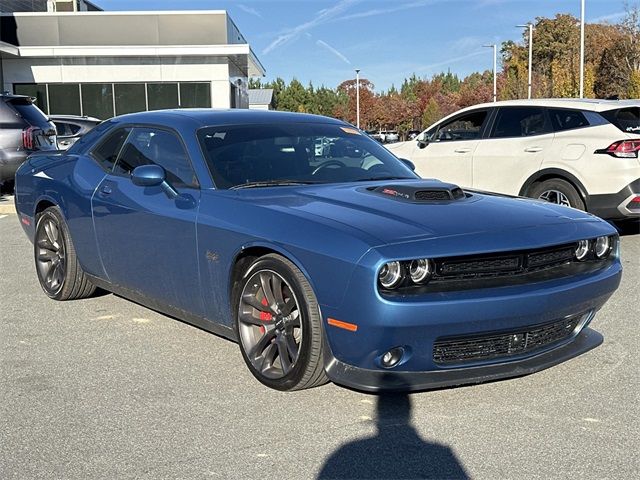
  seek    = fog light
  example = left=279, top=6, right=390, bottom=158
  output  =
left=575, top=240, right=589, bottom=261
left=379, top=261, right=403, bottom=289
left=380, top=347, right=404, bottom=368
left=594, top=236, right=611, bottom=258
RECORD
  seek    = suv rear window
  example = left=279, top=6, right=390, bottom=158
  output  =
left=601, top=107, right=640, bottom=133
left=7, top=98, right=50, bottom=127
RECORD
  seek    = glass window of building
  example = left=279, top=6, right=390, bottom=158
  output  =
left=114, top=83, right=146, bottom=115
left=148, top=83, right=179, bottom=110
left=48, top=84, right=81, bottom=115
left=180, top=83, right=211, bottom=108
left=82, top=83, right=114, bottom=120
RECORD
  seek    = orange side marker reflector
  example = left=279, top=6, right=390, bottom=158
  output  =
left=327, top=318, right=358, bottom=332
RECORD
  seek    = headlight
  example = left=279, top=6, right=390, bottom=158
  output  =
left=409, top=258, right=432, bottom=283
left=594, top=236, right=611, bottom=258
left=575, top=239, right=590, bottom=261
left=378, top=261, right=403, bottom=289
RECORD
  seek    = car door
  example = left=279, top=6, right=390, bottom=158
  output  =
left=91, top=125, right=203, bottom=315
left=411, top=109, right=490, bottom=188
left=472, top=106, right=554, bottom=195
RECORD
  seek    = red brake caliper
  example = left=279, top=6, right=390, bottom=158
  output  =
left=259, top=297, right=272, bottom=334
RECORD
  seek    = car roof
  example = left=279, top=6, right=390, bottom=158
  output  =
left=455, top=98, right=639, bottom=114
left=112, top=109, right=349, bottom=127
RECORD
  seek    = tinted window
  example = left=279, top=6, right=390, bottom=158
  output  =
left=601, top=107, right=640, bottom=133
left=82, top=83, right=114, bottom=120
left=48, top=84, right=81, bottom=116
left=91, top=127, right=131, bottom=171
left=7, top=98, right=51, bottom=127
left=548, top=109, right=589, bottom=131
left=198, top=123, right=416, bottom=189
left=148, top=84, right=179, bottom=110
left=435, top=111, right=487, bottom=141
left=54, top=121, right=81, bottom=136
left=114, top=128, right=197, bottom=188
left=114, top=84, right=146, bottom=115
left=180, top=83, right=211, bottom=108
left=491, top=108, right=550, bottom=138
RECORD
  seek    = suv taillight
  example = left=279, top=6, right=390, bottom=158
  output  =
left=21, top=126, right=37, bottom=150
left=596, top=140, right=640, bottom=158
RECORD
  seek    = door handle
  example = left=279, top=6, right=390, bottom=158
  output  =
left=99, top=184, right=113, bottom=196
left=454, top=148, right=472, bottom=153
left=524, top=147, right=543, bottom=153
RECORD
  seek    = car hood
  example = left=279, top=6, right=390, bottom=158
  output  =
left=238, top=180, right=605, bottom=247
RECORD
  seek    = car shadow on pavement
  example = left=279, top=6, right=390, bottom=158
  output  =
left=317, top=393, right=469, bottom=479
left=613, top=220, right=640, bottom=236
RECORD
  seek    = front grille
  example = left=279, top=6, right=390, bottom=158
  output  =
left=433, top=313, right=586, bottom=365
left=434, top=243, right=576, bottom=281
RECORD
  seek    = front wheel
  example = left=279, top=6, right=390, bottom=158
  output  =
left=34, top=206, right=96, bottom=300
left=529, top=178, right=585, bottom=211
left=234, top=254, right=328, bottom=391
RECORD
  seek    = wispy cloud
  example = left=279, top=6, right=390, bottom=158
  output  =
left=316, top=39, right=352, bottom=65
left=416, top=50, right=487, bottom=73
left=590, top=11, right=625, bottom=23
left=237, top=4, right=262, bottom=19
left=262, top=0, right=360, bottom=55
left=337, top=0, right=435, bottom=21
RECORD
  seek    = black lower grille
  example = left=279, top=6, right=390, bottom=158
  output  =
left=433, top=313, right=586, bottom=365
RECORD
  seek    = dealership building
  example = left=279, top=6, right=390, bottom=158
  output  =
left=0, top=0, right=265, bottom=119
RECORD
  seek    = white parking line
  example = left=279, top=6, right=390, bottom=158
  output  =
left=0, top=215, right=8, bottom=220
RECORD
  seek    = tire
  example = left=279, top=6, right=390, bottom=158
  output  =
left=234, top=254, right=328, bottom=391
left=34, top=206, right=96, bottom=300
left=529, top=178, right=585, bottom=211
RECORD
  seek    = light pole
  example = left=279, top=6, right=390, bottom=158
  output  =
left=483, top=44, right=497, bottom=102
left=516, top=23, right=533, bottom=99
left=355, top=69, right=360, bottom=129
left=579, top=0, right=585, bottom=98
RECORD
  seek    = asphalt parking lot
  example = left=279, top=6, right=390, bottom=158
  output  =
left=1, top=207, right=638, bottom=479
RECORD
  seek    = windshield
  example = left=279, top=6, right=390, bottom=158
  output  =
left=197, top=123, right=417, bottom=189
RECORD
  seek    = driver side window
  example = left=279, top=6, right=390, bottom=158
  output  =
left=435, top=110, right=488, bottom=142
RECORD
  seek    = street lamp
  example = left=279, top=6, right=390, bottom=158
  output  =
left=483, top=44, right=497, bottom=102
left=355, top=69, right=360, bottom=129
left=516, top=23, right=533, bottom=99
left=579, top=0, right=585, bottom=98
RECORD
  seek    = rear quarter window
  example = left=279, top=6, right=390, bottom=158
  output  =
left=548, top=109, right=590, bottom=131
left=601, top=107, right=640, bottom=133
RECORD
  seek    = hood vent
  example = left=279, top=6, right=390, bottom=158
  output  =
left=368, top=181, right=467, bottom=203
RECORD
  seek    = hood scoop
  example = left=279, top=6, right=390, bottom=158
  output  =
left=367, top=180, right=467, bottom=203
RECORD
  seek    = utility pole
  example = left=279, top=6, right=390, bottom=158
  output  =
left=355, top=69, right=360, bottom=129
left=483, top=44, right=497, bottom=102
left=579, top=0, right=585, bottom=98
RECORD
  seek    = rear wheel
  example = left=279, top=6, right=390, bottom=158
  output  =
left=34, top=206, right=96, bottom=300
left=234, top=254, right=328, bottom=391
left=529, top=178, right=585, bottom=211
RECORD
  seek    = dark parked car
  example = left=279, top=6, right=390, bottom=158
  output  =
left=14, top=109, right=621, bottom=392
left=50, top=115, right=101, bottom=150
left=0, top=94, right=57, bottom=191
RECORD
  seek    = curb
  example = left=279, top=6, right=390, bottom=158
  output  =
left=0, top=196, right=16, bottom=214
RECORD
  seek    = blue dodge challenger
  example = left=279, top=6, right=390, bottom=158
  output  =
left=14, top=110, right=621, bottom=392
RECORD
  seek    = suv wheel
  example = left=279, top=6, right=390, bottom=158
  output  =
left=529, top=179, right=585, bottom=211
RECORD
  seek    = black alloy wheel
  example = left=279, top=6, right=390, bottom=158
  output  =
left=34, top=207, right=95, bottom=300
left=235, top=254, right=328, bottom=391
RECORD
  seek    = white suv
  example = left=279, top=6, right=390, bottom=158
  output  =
left=386, top=99, right=640, bottom=221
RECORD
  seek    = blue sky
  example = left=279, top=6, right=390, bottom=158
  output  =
left=98, top=0, right=629, bottom=91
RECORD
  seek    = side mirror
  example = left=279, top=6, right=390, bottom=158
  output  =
left=399, top=158, right=416, bottom=171
left=417, top=140, right=429, bottom=149
left=131, top=164, right=178, bottom=199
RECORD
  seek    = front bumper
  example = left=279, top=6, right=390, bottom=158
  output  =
left=587, top=178, right=640, bottom=219
left=324, top=327, right=603, bottom=392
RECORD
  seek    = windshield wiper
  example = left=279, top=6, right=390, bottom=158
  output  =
left=355, top=176, right=415, bottom=182
left=230, top=180, right=320, bottom=190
